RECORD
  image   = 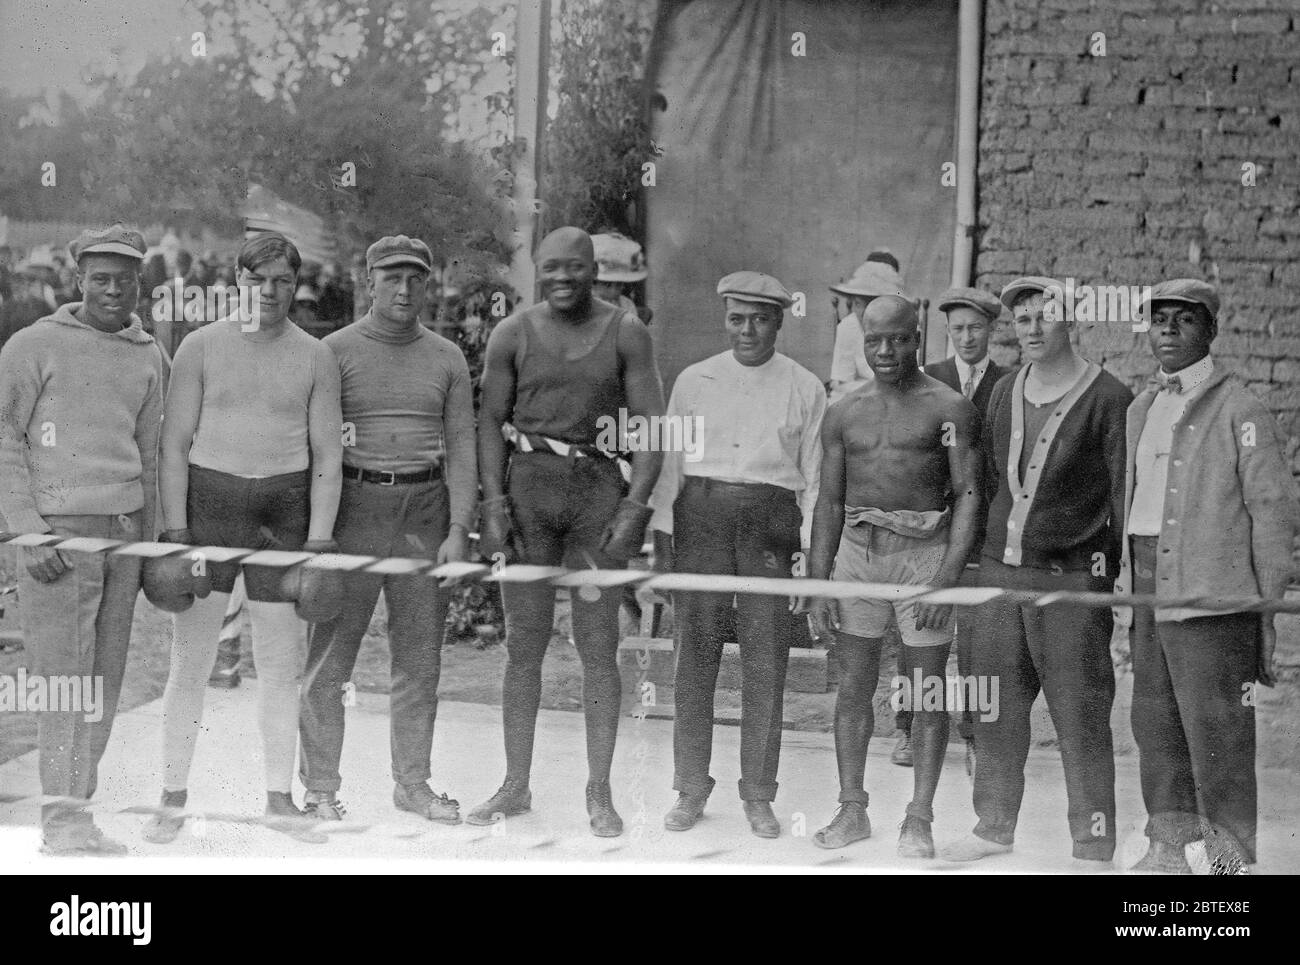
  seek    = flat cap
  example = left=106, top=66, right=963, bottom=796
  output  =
left=1147, top=278, right=1220, bottom=320
left=717, top=270, right=792, bottom=309
left=68, top=224, right=146, bottom=263
left=999, top=275, right=1066, bottom=310
left=830, top=260, right=905, bottom=299
left=366, top=234, right=432, bottom=273
left=592, top=232, right=648, bottom=282
left=938, top=286, right=1003, bottom=321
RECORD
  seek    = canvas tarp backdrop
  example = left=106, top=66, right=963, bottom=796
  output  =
left=645, top=0, right=959, bottom=387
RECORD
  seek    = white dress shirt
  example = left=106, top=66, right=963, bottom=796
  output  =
left=1128, top=354, right=1214, bottom=536
left=828, top=312, right=874, bottom=403
left=953, top=355, right=991, bottom=399
left=650, top=350, right=826, bottom=546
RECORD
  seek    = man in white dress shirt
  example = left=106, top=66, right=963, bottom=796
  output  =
left=651, top=270, right=826, bottom=839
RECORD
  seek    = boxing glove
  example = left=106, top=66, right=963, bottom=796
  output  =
left=142, top=529, right=213, bottom=613
left=282, top=538, right=345, bottom=623
left=599, top=497, right=653, bottom=561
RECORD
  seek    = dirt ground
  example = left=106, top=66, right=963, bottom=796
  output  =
left=4, top=587, right=1299, bottom=773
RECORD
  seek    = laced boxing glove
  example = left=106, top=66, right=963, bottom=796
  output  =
left=141, top=529, right=213, bottom=613
left=599, top=497, right=653, bottom=562
left=280, top=538, right=345, bottom=623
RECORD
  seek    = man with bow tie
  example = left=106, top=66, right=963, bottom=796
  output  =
left=1121, top=278, right=1298, bottom=873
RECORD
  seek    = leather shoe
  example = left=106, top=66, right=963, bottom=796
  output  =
left=743, top=801, right=780, bottom=839
left=663, top=792, right=708, bottom=831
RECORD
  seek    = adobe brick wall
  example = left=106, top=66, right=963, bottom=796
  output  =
left=974, top=0, right=1300, bottom=471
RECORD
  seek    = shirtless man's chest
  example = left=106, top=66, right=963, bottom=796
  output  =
left=839, top=386, right=954, bottom=511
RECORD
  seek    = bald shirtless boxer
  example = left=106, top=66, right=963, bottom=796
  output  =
left=808, top=295, right=983, bottom=859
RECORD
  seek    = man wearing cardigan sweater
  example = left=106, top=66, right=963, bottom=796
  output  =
left=940, top=275, right=1132, bottom=864
left=1121, top=279, right=1297, bottom=873
left=0, top=225, right=164, bottom=855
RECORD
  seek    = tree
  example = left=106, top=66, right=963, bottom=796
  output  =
left=65, top=0, right=516, bottom=278
left=541, top=0, right=656, bottom=239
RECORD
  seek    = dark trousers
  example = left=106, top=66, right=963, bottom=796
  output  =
left=970, top=557, right=1117, bottom=859
left=671, top=478, right=799, bottom=802
left=1129, top=536, right=1258, bottom=863
left=501, top=452, right=626, bottom=784
left=18, top=512, right=141, bottom=845
left=299, top=477, right=450, bottom=792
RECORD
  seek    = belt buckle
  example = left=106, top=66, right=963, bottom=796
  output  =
left=378, top=470, right=397, bottom=486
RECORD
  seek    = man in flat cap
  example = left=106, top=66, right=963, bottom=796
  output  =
left=1121, top=279, right=1297, bottom=873
left=929, top=287, right=1008, bottom=416
left=0, top=224, right=165, bottom=854
left=808, top=295, right=983, bottom=858
left=471, top=226, right=665, bottom=837
left=298, top=235, right=477, bottom=825
left=649, top=270, right=825, bottom=838
left=917, top=286, right=1008, bottom=775
left=827, top=253, right=906, bottom=404
left=940, top=276, right=1132, bottom=865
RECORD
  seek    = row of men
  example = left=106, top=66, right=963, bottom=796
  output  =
left=1, top=223, right=1293, bottom=873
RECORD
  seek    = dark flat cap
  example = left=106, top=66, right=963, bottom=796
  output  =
left=1147, top=278, right=1220, bottom=320
left=938, top=286, right=1003, bottom=320
left=366, top=234, right=432, bottom=272
left=717, top=270, right=793, bottom=309
left=68, top=224, right=146, bottom=263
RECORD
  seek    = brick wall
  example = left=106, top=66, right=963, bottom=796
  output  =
left=974, top=0, right=1300, bottom=470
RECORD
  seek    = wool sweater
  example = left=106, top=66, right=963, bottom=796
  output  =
left=1117, top=367, right=1299, bottom=621
left=981, top=362, right=1133, bottom=574
left=0, top=303, right=164, bottom=535
left=324, top=315, right=478, bottom=530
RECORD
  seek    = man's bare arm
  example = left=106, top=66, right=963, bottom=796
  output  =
left=937, top=399, right=984, bottom=586
left=617, top=313, right=665, bottom=505
left=809, top=404, right=847, bottom=582
left=477, top=317, right=521, bottom=501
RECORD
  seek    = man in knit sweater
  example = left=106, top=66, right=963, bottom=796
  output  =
left=0, top=225, right=164, bottom=855
left=298, top=235, right=477, bottom=824
left=940, top=275, right=1132, bottom=865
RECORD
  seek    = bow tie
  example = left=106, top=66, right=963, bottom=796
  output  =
left=1149, top=373, right=1182, bottom=394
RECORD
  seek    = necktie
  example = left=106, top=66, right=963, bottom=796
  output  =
left=963, top=373, right=976, bottom=399
left=1148, top=373, right=1182, bottom=394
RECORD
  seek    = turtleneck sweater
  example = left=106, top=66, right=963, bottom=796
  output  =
left=323, top=314, right=477, bottom=529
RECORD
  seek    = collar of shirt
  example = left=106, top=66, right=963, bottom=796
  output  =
left=1158, top=354, right=1214, bottom=394
left=954, top=354, right=990, bottom=387
left=721, top=347, right=782, bottom=379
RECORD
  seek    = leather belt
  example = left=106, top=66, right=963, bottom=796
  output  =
left=343, top=465, right=441, bottom=486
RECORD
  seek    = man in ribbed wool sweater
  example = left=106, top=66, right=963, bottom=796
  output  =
left=0, top=225, right=164, bottom=855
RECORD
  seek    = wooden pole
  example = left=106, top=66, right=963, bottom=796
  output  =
left=507, top=0, right=551, bottom=305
